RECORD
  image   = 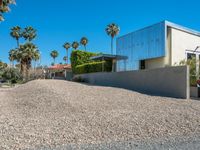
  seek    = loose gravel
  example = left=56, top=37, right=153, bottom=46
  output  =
left=0, top=79, right=200, bottom=149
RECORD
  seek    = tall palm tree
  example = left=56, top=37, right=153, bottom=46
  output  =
left=22, top=26, right=37, bottom=42
left=0, top=0, right=16, bottom=21
left=80, top=37, right=88, bottom=51
left=63, top=56, right=67, bottom=64
left=10, top=26, right=22, bottom=47
left=50, top=50, right=59, bottom=64
left=63, top=42, right=71, bottom=64
left=72, top=41, right=79, bottom=50
left=105, top=23, right=120, bottom=54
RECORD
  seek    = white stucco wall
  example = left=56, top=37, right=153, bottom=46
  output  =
left=170, top=28, right=200, bottom=65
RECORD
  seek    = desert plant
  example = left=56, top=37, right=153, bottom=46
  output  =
left=2, top=67, right=22, bottom=83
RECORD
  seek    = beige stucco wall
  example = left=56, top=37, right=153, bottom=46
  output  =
left=170, top=28, right=200, bottom=65
left=145, top=57, right=165, bottom=69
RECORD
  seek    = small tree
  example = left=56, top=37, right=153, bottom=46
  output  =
left=179, top=57, right=199, bottom=86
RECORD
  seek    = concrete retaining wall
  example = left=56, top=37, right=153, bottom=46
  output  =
left=75, top=66, right=190, bottom=99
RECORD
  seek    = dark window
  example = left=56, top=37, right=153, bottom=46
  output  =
left=140, top=60, right=145, bottom=70
left=187, top=53, right=196, bottom=60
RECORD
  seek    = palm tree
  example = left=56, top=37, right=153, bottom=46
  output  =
left=0, top=0, right=16, bottom=21
left=8, top=49, right=16, bottom=67
left=63, top=42, right=71, bottom=64
left=22, top=26, right=37, bottom=42
left=72, top=41, right=79, bottom=50
left=10, top=26, right=22, bottom=47
left=12, top=43, right=40, bottom=80
left=50, top=50, right=59, bottom=64
left=105, top=23, right=120, bottom=54
left=80, top=37, right=88, bottom=51
left=63, top=56, right=67, bottom=64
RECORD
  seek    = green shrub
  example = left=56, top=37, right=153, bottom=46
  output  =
left=178, top=57, right=199, bottom=86
left=1, top=68, right=22, bottom=83
left=70, top=50, right=97, bottom=73
left=75, top=61, right=112, bottom=74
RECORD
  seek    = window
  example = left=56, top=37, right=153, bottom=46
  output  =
left=187, top=53, right=196, bottom=60
left=140, top=60, right=145, bottom=70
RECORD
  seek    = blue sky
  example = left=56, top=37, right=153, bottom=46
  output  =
left=0, top=0, right=200, bottom=66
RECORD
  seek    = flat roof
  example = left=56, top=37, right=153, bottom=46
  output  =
left=90, top=54, right=128, bottom=61
left=118, top=20, right=200, bottom=40
left=165, top=21, right=200, bottom=36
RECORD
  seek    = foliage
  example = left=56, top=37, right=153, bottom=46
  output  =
left=10, top=26, right=22, bottom=46
left=22, top=26, right=37, bottom=42
left=0, top=0, right=15, bottom=21
left=178, top=57, right=199, bottom=86
left=70, top=50, right=97, bottom=73
left=50, top=50, right=59, bottom=63
left=1, top=67, right=22, bottom=83
left=0, top=60, right=7, bottom=69
left=63, top=56, right=67, bottom=64
left=80, top=37, right=88, bottom=51
left=72, top=41, right=79, bottom=50
left=72, top=76, right=85, bottom=82
left=63, top=42, right=71, bottom=50
left=74, top=61, right=112, bottom=74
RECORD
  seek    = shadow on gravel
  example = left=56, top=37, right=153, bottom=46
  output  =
left=72, top=81, right=184, bottom=100
left=31, top=136, right=200, bottom=150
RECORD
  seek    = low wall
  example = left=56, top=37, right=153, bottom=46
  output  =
left=75, top=66, right=190, bottom=99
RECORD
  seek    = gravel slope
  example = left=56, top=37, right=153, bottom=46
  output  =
left=0, top=80, right=200, bottom=149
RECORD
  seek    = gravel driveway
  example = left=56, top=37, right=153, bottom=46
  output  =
left=0, top=80, right=200, bottom=149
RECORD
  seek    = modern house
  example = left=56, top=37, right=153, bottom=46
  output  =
left=116, top=21, right=200, bottom=71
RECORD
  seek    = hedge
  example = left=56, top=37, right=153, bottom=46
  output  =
left=70, top=50, right=97, bottom=73
left=75, top=61, right=112, bottom=74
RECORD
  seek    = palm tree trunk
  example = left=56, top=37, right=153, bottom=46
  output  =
left=66, top=50, right=68, bottom=65
left=84, top=45, right=86, bottom=51
left=17, top=38, right=19, bottom=47
left=111, top=37, right=113, bottom=55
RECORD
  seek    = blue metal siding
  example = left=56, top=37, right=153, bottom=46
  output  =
left=116, top=22, right=166, bottom=71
